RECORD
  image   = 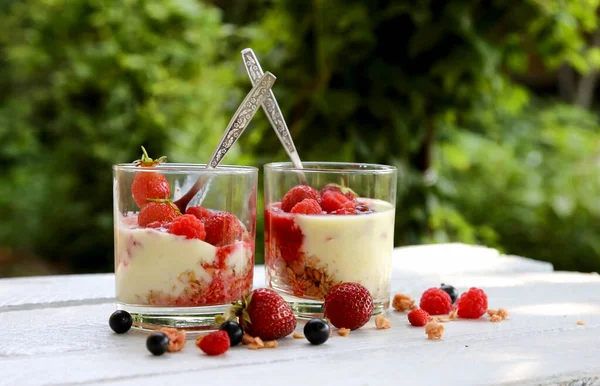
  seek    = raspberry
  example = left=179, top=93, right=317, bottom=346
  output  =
left=320, top=190, right=354, bottom=213
left=168, top=214, right=206, bottom=240
left=408, top=309, right=430, bottom=327
left=419, top=288, right=453, bottom=315
left=198, top=330, right=230, bottom=356
left=456, top=287, right=488, bottom=319
left=290, top=199, right=322, bottom=214
left=281, top=185, right=320, bottom=212
left=185, top=206, right=213, bottom=222
left=138, top=202, right=179, bottom=227
left=204, top=211, right=243, bottom=246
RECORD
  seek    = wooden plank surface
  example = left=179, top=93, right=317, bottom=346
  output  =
left=2, top=244, right=597, bottom=386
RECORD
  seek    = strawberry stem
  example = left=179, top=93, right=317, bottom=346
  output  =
left=134, top=146, right=167, bottom=167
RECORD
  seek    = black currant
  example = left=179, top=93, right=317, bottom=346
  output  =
left=146, top=332, right=169, bottom=356
left=109, top=310, right=133, bottom=334
left=219, top=321, right=244, bottom=347
left=303, top=319, right=330, bottom=345
left=440, top=283, right=459, bottom=304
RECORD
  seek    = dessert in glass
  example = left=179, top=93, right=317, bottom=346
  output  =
left=264, top=162, right=397, bottom=318
left=113, top=156, right=257, bottom=331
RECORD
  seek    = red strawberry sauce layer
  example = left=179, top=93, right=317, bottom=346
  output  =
left=264, top=204, right=304, bottom=263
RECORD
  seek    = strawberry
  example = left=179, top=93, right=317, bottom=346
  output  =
left=218, top=288, right=296, bottom=341
left=320, top=190, right=355, bottom=213
left=168, top=214, right=206, bottom=240
left=290, top=198, right=322, bottom=214
left=138, top=200, right=180, bottom=227
left=198, top=330, right=230, bottom=356
left=185, top=206, right=213, bottom=222
left=320, top=183, right=358, bottom=201
left=204, top=212, right=243, bottom=246
left=131, top=146, right=170, bottom=207
left=281, top=185, right=320, bottom=212
left=323, top=282, right=374, bottom=330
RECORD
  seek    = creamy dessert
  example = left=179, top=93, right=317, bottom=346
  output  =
left=265, top=184, right=395, bottom=301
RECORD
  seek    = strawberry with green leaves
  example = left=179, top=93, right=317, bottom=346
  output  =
left=131, top=146, right=170, bottom=207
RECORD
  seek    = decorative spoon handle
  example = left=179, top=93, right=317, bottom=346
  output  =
left=241, top=49, right=304, bottom=170
left=173, top=71, right=276, bottom=212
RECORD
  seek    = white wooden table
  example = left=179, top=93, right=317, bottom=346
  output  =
left=1, top=243, right=599, bottom=386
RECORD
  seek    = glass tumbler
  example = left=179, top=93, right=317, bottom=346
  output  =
left=264, top=162, right=397, bottom=318
left=113, top=163, right=257, bottom=331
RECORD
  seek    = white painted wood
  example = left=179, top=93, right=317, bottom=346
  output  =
left=0, top=244, right=553, bottom=310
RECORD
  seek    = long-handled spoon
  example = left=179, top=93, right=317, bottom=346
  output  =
left=241, top=48, right=306, bottom=183
left=173, top=71, right=277, bottom=213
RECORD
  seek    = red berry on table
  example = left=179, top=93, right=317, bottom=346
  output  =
left=138, top=202, right=179, bottom=227
left=408, top=309, right=430, bottom=327
left=185, top=206, right=213, bottom=222
left=320, top=190, right=355, bottom=213
left=320, top=183, right=357, bottom=201
left=168, top=214, right=206, bottom=240
left=203, top=212, right=243, bottom=247
left=290, top=199, right=322, bottom=214
left=131, top=147, right=170, bottom=208
left=456, top=287, right=488, bottom=319
left=323, top=282, right=374, bottom=330
left=419, top=288, right=453, bottom=315
left=224, top=288, right=296, bottom=341
left=198, top=330, right=230, bottom=356
left=281, top=185, right=320, bottom=212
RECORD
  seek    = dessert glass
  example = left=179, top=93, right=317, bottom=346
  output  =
left=264, top=162, right=397, bottom=318
left=113, top=163, right=257, bottom=331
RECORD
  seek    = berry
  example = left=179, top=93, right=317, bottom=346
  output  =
left=186, top=206, right=213, bottom=222
left=199, top=330, right=230, bottom=356
left=408, top=309, right=430, bottom=327
left=354, top=204, right=374, bottom=214
left=456, top=287, right=488, bottom=319
left=138, top=201, right=179, bottom=227
left=146, top=332, right=169, bottom=356
left=131, top=173, right=170, bottom=208
left=333, top=207, right=356, bottom=215
left=266, top=209, right=303, bottom=262
left=168, top=214, right=206, bottom=240
left=228, top=288, right=296, bottom=341
left=320, top=190, right=354, bottom=213
left=290, top=199, right=322, bottom=215
left=219, top=321, right=244, bottom=347
left=109, top=310, right=132, bottom=334
left=303, top=319, right=330, bottom=345
left=320, top=183, right=357, bottom=201
left=281, top=185, right=320, bottom=212
left=203, top=212, right=243, bottom=247
left=323, top=282, right=374, bottom=330
left=420, top=288, right=453, bottom=315
left=440, top=283, right=459, bottom=304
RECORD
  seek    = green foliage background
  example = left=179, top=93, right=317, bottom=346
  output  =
left=1, top=0, right=599, bottom=276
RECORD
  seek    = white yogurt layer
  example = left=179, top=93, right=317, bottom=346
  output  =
left=114, top=223, right=249, bottom=305
left=294, top=199, right=395, bottom=299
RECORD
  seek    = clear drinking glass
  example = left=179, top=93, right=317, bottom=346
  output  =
left=264, top=162, right=397, bottom=318
left=113, top=163, right=257, bottom=331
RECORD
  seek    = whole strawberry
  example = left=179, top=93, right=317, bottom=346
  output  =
left=324, top=282, right=374, bottom=330
left=220, top=288, right=296, bottom=341
left=131, top=146, right=170, bottom=207
left=320, top=183, right=357, bottom=201
left=138, top=201, right=179, bottom=227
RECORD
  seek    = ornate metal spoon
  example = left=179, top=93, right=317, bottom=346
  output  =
left=241, top=48, right=306, bottom=183
left=173, top=71, right=277, bottom=212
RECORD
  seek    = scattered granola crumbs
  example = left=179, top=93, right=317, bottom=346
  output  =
left=497, top=309, right=509, bottom=319
left=449, top=309, right=458, bottom=320
left=338, top=328, right=351, bottom=337
left=247, top=343, right=261, bottom=350
left=158, top=327, right=186, bottom=352
left=264, top=340, right=278, bottom=348
left=429, top=316, right=438, bottom=322
left=437, top=317, right=450, bottom=323
left=392, top=293, right=415, bottom=312
left=375, top=315, right=391, bottom=329
left=490, top=314, right=503, bottom=323
left=488, top=308, right=509, bottom=322
left=293, top=332, right=305, bottom=339
left=254, top=337, right=265, bottom=348
left=577, top=321, right=585, bottom=326
left=242, top=333, right=255, bottom=345
left=425, top=321, right=444, bottom=340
